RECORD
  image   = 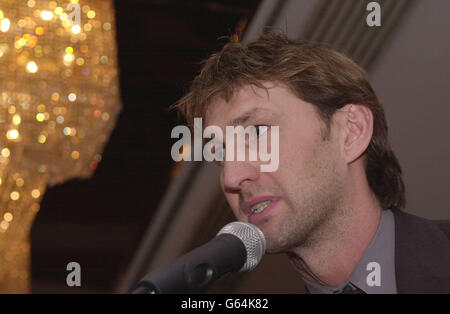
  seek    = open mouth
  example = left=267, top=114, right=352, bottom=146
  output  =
left=243, top=197, right=280, bottom=224
left=250, top=200, right=272, bottom=214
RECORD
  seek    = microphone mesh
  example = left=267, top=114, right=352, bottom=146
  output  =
left=217, top=222, right=266, bottom=272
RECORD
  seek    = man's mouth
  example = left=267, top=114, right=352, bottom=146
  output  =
left=243, top=196, right=280, bottom=224
left=250, top=200, right=272, bottom=214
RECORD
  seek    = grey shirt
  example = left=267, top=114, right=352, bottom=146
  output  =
left=305, top=209, right=397, bottom=294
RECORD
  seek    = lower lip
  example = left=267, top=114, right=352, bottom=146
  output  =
left=248, top=198, right=280, bottom=224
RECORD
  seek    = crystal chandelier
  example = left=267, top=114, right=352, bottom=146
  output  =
left=0, top=0, right=121, bottom=293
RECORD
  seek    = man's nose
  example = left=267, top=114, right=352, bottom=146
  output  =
left=221, top=159, right=259, bottom=192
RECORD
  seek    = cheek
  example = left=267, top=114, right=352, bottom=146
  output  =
left=276, top=128, right=329, bottom=193
left=220, top=174, right=244, bottom=219
left=278, top=131, right=311, bottom=174
left=224, top=193, right=245, bottom=220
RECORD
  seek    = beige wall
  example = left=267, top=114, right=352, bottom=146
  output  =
left=370, top=0, right=450, bottom=220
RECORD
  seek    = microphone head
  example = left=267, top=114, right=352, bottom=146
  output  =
left=217, top=222, right=266, bottom=272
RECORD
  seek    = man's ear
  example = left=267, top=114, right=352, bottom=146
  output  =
left=338, top=104, right=373, bottom=164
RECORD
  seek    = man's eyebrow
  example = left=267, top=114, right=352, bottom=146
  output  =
left=228, top=107, right=272, bottom=126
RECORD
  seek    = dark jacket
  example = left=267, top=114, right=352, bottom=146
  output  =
left=393, top=209, right=450, bottom=293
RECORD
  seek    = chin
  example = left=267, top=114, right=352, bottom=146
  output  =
left=264, top=237, right=290, bottom=254
left=258, top=222, right=291, bottom=254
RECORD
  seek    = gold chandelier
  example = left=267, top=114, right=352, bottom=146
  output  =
left=0, top=0, right=121, bottom=293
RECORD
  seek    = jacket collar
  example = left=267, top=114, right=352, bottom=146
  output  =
left=392, top=209, right=450, bottom=293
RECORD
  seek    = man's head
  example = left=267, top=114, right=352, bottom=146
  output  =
left=173, top=32, right=405, bottom=253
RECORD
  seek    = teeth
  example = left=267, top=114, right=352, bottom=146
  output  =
left=251, top=200, right=272, bottom=214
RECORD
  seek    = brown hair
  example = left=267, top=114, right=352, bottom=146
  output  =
left=172, top=32, right=405, bottom=210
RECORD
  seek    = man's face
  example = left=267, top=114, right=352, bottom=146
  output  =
left=205, top=82, right=346, bottom=254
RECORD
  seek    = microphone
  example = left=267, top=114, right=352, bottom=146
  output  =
left=132, top=221, right=266, bottom=294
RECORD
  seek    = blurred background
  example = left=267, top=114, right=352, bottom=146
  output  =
left=0, top=0, right=447, bottom=293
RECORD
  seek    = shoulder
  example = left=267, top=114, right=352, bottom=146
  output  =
left=391, top=208, right=450, bottom=293
left=392, top=209, right=450, bottom=241
left=434, top=219, right=450, bottom=239
left=392, top=208, right=450, bottom=250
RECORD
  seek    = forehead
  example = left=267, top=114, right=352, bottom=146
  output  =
left=204, top=82, right=287, bottom=127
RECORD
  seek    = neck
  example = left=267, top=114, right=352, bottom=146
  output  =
left=288, top=172, right=382, bottom=287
